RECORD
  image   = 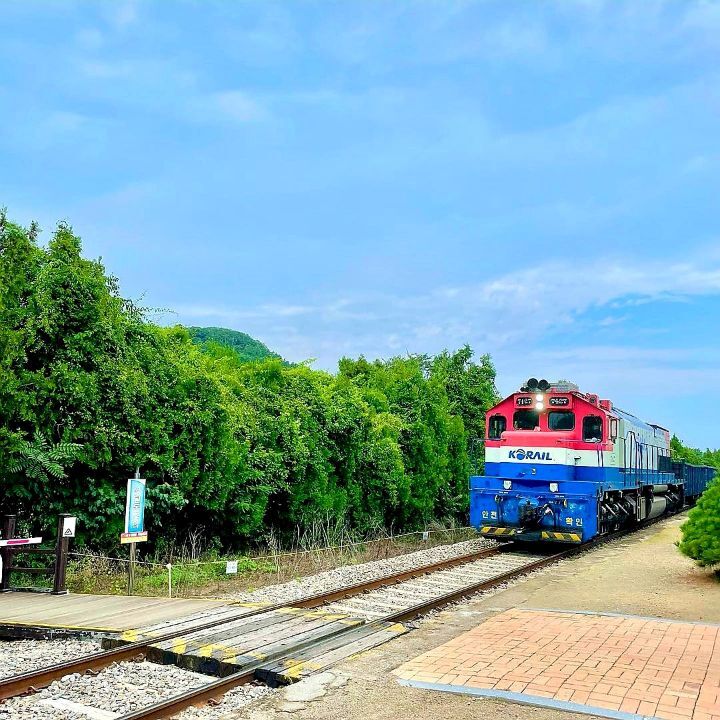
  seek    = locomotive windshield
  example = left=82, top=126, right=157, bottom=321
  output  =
left=488, top=415, right=506, bottom=439
left=548, top=411, right=574, bottom=431
left=583, top=415, right=603, bottom=442
left=513, top=409, right=539, bottom=430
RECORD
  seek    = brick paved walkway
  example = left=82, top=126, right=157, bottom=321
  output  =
left=394, top=609, right=720, bottom=720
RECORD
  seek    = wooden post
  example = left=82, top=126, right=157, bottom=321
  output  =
left=127, top=542, right=136, bottom=596
left=0, top=515, right=16, bottom=592
left=52, top=514, right=70, bottom=595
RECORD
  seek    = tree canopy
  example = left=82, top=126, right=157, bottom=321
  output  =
left=0, top=212, right=500, bottom=550
left=188, top=326, right=282, bottom=363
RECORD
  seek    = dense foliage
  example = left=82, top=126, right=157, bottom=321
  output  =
left=673, top=436, right=720, bottom=569
left=0, top=214, right=500, bottom=550
left=188, top=326, right=282, bottom=363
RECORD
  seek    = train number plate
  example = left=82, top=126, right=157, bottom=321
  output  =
left=549, top=397, right=569, bottom=406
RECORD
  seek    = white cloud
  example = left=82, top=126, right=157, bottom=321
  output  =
left=109, top=0, right=138, bottom=30
left=172, top=302, right=314, bottom=323
left=185, top=90, right=268, bottom=125
left=169, top=248, right=720, bottom=369
left=494, top=342, right=720, bottom=430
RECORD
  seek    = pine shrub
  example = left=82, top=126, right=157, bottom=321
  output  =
left=679, top=475, right=720, bottom=569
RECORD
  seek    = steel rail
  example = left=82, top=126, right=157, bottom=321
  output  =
left=3, top=514, right=676, bottom=715
left=0, top=543, right=503, bottom=701
left=116, top=547, right=574, bottom=720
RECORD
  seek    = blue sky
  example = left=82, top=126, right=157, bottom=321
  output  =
left=2, top=1, right=719, bottom=447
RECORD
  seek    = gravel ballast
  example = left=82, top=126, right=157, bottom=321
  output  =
left=0, top=537, right=501, bottom=718
left=0, top=654, right=273, bottom=719
left=225, top=537, right=497, bottom=604
left=0, top=639, right=102, bottom=680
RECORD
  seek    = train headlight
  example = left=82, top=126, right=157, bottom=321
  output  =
left=535, top=394, right=543, bottom=401
left=503, top=480, right=512, bottom=490
left=535, top=402, right=544, bottom=410
left=549, top=482, right=559, bottom=493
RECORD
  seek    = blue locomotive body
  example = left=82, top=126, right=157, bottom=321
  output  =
left=470, top=379, right=715, bottom=543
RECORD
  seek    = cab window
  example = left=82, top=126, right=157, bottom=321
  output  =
left=548, top=411, right=574, bottom=431
left=513, top=410, right=539, bottom=430
left=583, top=415, right=603, bottom=443
left=488, top=415, right=506, bottom=439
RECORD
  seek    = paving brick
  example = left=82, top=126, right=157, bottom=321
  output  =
left=394, top=609, right=720, bottom=720
left=620, top=698, right=641, bottom=714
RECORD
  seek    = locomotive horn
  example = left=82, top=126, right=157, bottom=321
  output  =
left=538, top=379, right=550, bottom=391
left=526, top=378, right=539, bottom=390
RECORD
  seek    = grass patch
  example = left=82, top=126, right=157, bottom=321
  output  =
left=63, top=525, right=479, bottom=598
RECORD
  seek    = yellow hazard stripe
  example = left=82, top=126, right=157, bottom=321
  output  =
left=479, top=526, right=518, bottom=536
left=540, top=531, right=582, bottom=542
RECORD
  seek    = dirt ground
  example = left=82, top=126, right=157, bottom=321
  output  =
left=244, top=515, right=720, bottom=720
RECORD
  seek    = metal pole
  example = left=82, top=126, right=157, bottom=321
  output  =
left=0, top=515, right=16, bottom=592
left=52, top=514, right=70, bottom=595
left=127, top=542, right=136, bottom=596
left=126, top=467, right=141, bottom=596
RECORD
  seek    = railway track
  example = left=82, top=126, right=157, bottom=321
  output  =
left=0, top=542, right=501, bottom=701
left=323, top=549, right=550, bottom=620
left=117, top=545, right=569, bottom=720
left=0, top=526, right=633, bottom=720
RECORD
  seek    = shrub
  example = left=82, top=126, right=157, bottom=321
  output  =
left=679, top=475, right=720, bottom=569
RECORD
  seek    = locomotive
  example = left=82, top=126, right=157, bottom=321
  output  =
left=470, top=378, right=715, bottom=543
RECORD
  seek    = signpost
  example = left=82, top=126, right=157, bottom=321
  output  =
left=62, top=516, right=77, bottom=538
left=53, top=514, right=74, bottom=594
left=0, top=513, right=75, bottom=594
left=122, top=471, right=147, bottom=540
left=122, top=469, right=148, bottom=595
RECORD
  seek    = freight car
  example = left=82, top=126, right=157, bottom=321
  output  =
left=470, top=378, right=715, bottom=543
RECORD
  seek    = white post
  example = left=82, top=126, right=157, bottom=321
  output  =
left=166, top=563, right=172, bottom=598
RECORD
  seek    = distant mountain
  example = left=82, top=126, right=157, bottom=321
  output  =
left=187, top=327, right=282, bottom=363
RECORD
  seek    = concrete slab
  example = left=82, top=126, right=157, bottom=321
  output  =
left=0, top=591, right=225, bottom=636
left=394, top=608, right=720, bottom=720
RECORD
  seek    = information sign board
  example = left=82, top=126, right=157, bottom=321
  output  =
left=62, top=517, right=77, bottom=538
left=124, top=477, right=146, bottom=535
left=120, top=531, right=148, bottom=544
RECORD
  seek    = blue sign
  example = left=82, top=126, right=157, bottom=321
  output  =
left=124, top=477, right=146, bottom=534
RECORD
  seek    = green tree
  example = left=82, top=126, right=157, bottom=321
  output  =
left=674, top=435, right=720, bottom=570
left=429, top=346, right=500, bottom=470
left=339, top=354, right=468, bottom=526
left=679, top=476, right=720, bottom=568
left=1, top=210, right=499, bottom=550
left=188, top=326, right=282, bottom=363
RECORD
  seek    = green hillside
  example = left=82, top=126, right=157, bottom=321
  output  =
left=187, top=326, right=282, bottom=363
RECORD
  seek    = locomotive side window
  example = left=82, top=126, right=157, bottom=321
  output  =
left=583, top=415, right=603, bottom=443
left=488, top=415, right=507, bottom=439
left=513, top=410, right=539, bottom=430
left=548, top=411, right=575, bottom=431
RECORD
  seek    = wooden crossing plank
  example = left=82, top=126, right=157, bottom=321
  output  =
left=255, top=622, right=384, bottom=684
left=258, top=621, right=409, bottom=686
left=111, top=602, right=270, bottom=644
left=199, top=616, right=364, bottom=676
left=145, top=610, right=306, bottom=664
left=0, top=592, right=223, bottom=635
left=148, top=607, right=365, bottom=675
